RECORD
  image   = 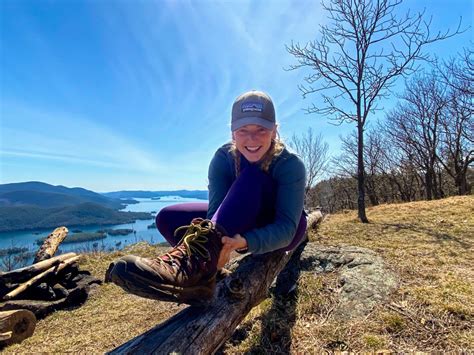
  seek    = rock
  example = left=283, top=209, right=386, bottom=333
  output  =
left=300, top=244, right=398, bottom=320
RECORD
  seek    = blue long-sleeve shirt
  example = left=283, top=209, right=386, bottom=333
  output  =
left=207, top=143, right=306, bottom=254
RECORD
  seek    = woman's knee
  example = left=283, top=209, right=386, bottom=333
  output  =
left=155, top=203, right=209, bottom=246
left=155, top=206, right=177, bottom=244
left=155, top=205, right=174, bottom=230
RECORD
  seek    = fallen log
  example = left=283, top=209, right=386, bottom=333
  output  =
left=33, top=227, right=69, bottom=263
left=0, top=309, right=36, bottom=347
left=0, top=274, right=101, bottom=319
left=307, top=209, right=323, bottom=230
left=0, top=252, right=77, bottom=285
left=3, top=255, right=81, bottom=301
left=109, top=239, right=306, bottom=354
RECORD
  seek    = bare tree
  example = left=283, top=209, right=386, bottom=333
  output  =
left=437, top=48, right=474, bottom=98
left=287, top=0, right=462, bottom=222
left=0, top=243, right=30, bottom=272
left=289, top=127, right=330, bottom=203
left=377, top=138, right=424, bottom=202
left=333, top=128, right=386, bottom=206
left=311, top=176, right=357, bottom=212
left=436, top=49, right=474, bottom=194
left=384, top=71, right=450, bottom=200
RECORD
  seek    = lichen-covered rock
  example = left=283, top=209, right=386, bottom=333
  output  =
left=301, top=244, right=398, bottom=320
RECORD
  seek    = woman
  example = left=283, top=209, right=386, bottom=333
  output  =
left=105, top=90, right=307, bottom=305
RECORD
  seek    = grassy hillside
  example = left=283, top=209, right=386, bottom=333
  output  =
left=3, top=196, right=472, bottom=352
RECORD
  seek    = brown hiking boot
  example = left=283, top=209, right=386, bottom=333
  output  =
left=105, top=218, right=224, bottom=306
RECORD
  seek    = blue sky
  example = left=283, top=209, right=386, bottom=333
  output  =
left=1, top=0, right=472, bottom=192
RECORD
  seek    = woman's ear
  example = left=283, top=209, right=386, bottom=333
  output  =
left=272, top=126, right=278, bottom=140
left=231, top=131, right=236, bottom=141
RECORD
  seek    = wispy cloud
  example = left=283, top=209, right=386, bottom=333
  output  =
left=2, top=0, right=469, bottom=190
left=1, top=148, right=125, bottom=169
left=1, top=103, right=165, bottom=174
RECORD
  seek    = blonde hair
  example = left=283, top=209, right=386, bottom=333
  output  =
left=229, top=137, right=285, bottom=176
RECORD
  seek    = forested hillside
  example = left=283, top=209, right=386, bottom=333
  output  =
left=0, top=203, right=152, bottom=232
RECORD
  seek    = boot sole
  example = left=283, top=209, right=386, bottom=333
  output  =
left=108, top=260, right=216, bottom=306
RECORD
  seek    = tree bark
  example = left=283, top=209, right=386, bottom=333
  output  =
left=0, top=310, right=36, bottom=347
left=108, top=244, right=304, bottom=354
left=457, top=166, right=470, bottom=195
left=357, top=124, right=369, bottom=223
left=425, top=169, right=433, bottom=200
left=33, top=227, right=69, bottom=263
left=365, top=177, right=379, bottom=206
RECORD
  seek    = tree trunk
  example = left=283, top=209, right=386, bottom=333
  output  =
left=33, top=227, right=69, bottom=264
left=459, top=175, right=467, bottom=195
left=457, top=168, right=469, bottom=195
left=431, top=165, right=441, bottom=199
left=365, top=177, right=379, bottom=206
left=0, top=310, right=36, bottom=347
left=108, top=240, right=307, bottom=354
left=357, top=124, right=369, bottom=223
left=425, top=170, right=433, bottom=200
left=437, top=170, right=445, bottom=198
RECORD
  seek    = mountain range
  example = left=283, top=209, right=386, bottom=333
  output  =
left=0, top=181, right=128, bottom=209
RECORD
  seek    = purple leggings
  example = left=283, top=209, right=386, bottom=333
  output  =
left=155, top=165, right=307, bottom=252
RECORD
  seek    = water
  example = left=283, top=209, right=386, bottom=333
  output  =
left=0, top=197, right=207, bottom=266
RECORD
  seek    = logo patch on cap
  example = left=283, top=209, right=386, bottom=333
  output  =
left=241, top=102, right=264, bottom=113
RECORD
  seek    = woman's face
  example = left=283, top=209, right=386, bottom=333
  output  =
left=232, top=124, right=277, bottom=162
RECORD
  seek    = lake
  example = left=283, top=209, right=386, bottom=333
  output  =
left=0, top=197, right=208, bottom=264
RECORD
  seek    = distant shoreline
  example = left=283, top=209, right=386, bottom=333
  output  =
left=0, top=216, right=153, bottom=234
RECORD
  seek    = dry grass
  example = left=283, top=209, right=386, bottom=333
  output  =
left=2, top=196, right=473, bottom=353
left=223, top=195, right=473, bottom=353
left=3, top=242, right=187, bottom=353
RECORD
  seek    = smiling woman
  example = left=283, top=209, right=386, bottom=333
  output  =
left=106, top=90, right=307, bottom=306
left=233, top=125, right=275, bottom=162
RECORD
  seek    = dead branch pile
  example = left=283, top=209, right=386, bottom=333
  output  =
left=0, top=227, right=101, bottom=347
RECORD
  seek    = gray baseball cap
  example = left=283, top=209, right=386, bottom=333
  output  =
left=231, top=90, right=276, bottom=131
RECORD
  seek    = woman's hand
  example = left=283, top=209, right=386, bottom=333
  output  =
left=217, top=234, right=248, bottom=269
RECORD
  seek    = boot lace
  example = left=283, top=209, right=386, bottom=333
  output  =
left=157, top=219, right=215, bottom=265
